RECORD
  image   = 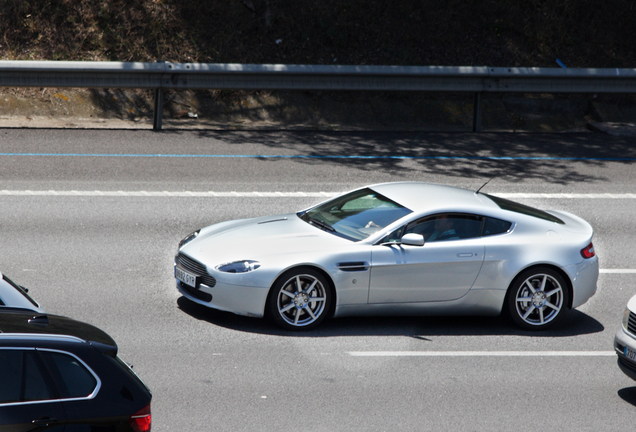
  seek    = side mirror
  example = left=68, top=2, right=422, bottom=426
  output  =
left=401, top=233, right=424, bottom=246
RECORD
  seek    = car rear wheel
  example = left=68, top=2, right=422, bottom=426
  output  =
left=268, top=268, right=331, bottom=331
left=506, top=267, right=569, bottom=330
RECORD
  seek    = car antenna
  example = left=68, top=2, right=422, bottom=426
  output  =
left=476, top=176, right=497, bottom=194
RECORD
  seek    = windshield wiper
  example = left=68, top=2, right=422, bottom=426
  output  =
left=301, top=214, right=336, bottom=233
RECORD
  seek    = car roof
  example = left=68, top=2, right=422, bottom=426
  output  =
left=368, top=182, right=499, bottom=214
left=0, top=309, right=117, bottom=354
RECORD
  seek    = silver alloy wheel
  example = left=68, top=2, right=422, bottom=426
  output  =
left=514, top=273, right=564, bottom=326
left=276, top=273, right=327, bottom=327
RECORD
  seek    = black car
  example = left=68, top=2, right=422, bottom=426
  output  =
left=0, top=309, right=152, bottom=432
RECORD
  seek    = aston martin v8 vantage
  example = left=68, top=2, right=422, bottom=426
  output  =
left=175, top=182, right=598, bottom=331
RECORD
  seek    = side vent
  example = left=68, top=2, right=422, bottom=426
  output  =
left=337, top=262, right=369, bottom=272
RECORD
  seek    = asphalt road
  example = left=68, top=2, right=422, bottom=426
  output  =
left=1, top=129, right=636, bottom=430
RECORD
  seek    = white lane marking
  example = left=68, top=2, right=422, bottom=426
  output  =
left=600, top=269, right=636, bottom=273
left=496, top=193, right=636, bottom=199
left=348, top=351, right=616, bottom=357
left=1, top=191, right=636, bottom=198
left=0, top=190, right=337, bottom=197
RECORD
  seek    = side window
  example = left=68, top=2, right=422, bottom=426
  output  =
left=0, top=350, right=22, bottom=403
left=406, top=214, right=483, bottom=242
left=41, top=351, right=98, bottom=399
left=483, top=217, right=512, bottom=236
left=0, top=349, right=54, bottom=404
left=379, top=226, right=406, bottom=244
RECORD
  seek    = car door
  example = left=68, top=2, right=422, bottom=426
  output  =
left=0, top=348, right=68, bottom=432
left=369, top=213, right=485, bottom=303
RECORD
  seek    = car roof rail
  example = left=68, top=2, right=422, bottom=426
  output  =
left=0, top=333, right=86, bottom=343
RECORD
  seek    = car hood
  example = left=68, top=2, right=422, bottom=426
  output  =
left=180, top=213, right=352, bottom=266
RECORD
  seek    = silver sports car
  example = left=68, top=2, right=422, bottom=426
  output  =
left=175, top=182, right=598, bottom=331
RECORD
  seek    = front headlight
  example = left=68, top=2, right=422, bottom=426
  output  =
left=178, top=230, right=200, bottom=249
left=216, top=260, right=261, bottom=273
left=623, top=307, right=631, bottom=331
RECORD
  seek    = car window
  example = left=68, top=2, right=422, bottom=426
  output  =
left=483, top=217, right=512, bottom=236
left=482, top=193, right=564, bottom=224
left=1, top=274, right=40, bottom=308
left=0, top=349, right=55, bottom=404
left=381, top=214, right=484, bottom=244
left=409, top=214, right=483, bottom=242
left=41, top=351, right=98, bottom=399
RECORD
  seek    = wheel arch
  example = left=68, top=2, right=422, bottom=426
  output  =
left=507, top=263, right=574, bottom=309
left=266, top=264, right=338, bottom=319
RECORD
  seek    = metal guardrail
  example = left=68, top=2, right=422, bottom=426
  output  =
left=1, top=60, right=636, bottom=131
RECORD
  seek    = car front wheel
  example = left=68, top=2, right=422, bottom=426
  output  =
left=268, top=268, right=332, bottom=331
left=506, top=267, right=569, bottom=330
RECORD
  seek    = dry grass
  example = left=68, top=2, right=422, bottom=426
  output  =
left=0, top=0, right=634, bottom=67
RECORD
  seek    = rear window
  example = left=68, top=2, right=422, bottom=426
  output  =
left=483, top=194, right=564, bottom=224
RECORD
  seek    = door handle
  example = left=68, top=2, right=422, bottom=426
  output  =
left=32, top=417, right=58, bottom=426
left=457, top=253, right=474, bottom=257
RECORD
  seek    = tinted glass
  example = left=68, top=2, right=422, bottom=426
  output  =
left=24, top=352, right=54, bottom=401
left=483, top=217, right=512, bottom=236
left=409, top=214, right=483, bottom=242
left=0, top=350, right=22, bottom=403
left=43, top=351, right=97, bottom=398
left=0, top=349, right=54, bottom=404
left=300, top=188, right=412, bottom=241
left=382, top=214, right=484, bottom=244
left=483, top=193, right=564, bottom=224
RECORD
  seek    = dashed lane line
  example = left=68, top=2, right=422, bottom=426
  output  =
left=348, top=351, right=616, bottom=357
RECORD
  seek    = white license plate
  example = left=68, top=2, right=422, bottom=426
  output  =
left=625, top=346, right=636, bottom=361
left=176, top=267, right=198, bottom=288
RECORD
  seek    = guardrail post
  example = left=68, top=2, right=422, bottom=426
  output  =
left=153, top=88, right=163, bottom=131
left=472, top=92, right=482, bottom=132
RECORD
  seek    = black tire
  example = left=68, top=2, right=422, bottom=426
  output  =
left=506, top=266, right=569, bottom=331
left=267, top=267, right=332, bottom=331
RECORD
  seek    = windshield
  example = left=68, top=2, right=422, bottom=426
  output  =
left=298, top=188, right=412, bottom=241
left=1, top=274, right=40, bottom=308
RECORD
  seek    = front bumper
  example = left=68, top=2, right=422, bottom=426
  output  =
left=614, top=327, right=636, bottom=381
left=176, top=279, right=269, bottom=318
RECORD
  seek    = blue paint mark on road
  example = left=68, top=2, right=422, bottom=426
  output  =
left=0, top=153, right=635, bottom=161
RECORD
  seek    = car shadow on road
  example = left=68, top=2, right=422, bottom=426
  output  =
left=186, top=130, right=636, bottom=186
left=618, top=387, right=636, bottom=407
left=177, top=296, right=603, bottom=337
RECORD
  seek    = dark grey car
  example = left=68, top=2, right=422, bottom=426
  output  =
left=0, top=309, right=152, bottom=432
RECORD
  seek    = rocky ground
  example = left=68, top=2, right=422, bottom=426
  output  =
left=2, top=1, right=636, bottom=134
left=1, top=87, right=635, bottom=136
